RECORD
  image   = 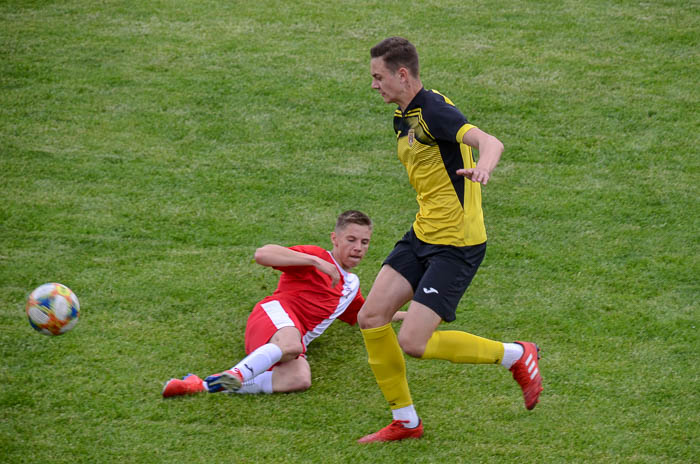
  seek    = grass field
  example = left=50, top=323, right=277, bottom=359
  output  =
left=1, top=0, right=698, bottom=462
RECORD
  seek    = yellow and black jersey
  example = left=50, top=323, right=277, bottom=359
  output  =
left=393, top=88, right=486, bottom=247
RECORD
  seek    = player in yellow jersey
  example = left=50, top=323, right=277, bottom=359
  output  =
left=357, top=37, right=543, bottom=443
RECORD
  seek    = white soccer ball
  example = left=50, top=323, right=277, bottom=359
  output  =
left=26, top=283, right=80, bottom=335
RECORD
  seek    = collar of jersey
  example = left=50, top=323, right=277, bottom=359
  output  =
left=399, top=87, right=428, bottom=116
left=326, top=250, right=349, bottom=277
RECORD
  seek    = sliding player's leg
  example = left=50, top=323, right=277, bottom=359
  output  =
left=206, top=321, right=302, bottom=393
left=163, top=300, right=303, bottom=397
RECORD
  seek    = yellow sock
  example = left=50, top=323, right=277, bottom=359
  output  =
left=360, top=323, right=413, bottom=409
left=421, top=330, right=504, bottom=364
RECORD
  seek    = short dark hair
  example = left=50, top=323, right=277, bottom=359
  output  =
left=336, top=210, right=373, bottom=231
left=370, top=37, right=419, bottom=78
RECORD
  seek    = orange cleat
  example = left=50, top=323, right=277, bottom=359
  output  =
left=510, top=341, right=543, bottom=410
left=162, top=374, right=205, bottom=398
left=357, top=420, right=424, bottom=443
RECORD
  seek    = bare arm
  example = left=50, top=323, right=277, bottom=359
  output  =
left=254, top=244, right=340, bottom=287
left=456, top=127, right=504, bottom=185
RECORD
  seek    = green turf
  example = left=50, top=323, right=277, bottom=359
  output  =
left=1, top=0, right=698, bottom=462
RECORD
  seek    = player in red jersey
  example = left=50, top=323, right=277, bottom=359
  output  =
left=163, top=210, right=373, bottom=397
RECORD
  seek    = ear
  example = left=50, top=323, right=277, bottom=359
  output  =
left=398, top=67, right=410, bottom=82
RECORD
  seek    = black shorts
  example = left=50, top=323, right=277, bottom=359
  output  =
left=383, top=228, right=486, bottom=322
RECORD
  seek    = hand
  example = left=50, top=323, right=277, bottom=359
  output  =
left=317, top=259, right=341, bottom=287
left=391, top=311, right=407, bottom=322
left=456, top=167, right=490, bottom=185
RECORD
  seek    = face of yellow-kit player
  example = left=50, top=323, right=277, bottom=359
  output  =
left=370, top=57, right=406, bottom=106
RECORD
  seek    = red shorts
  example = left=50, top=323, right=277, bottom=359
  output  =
left=244, top=298, right=307, bottom=356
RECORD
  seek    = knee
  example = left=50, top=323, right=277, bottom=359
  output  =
left=357, top=309, right=373, bottom=329
left=276, top=340, right=304, bottom=363
left=358, top=306, right=390, bottom=329
left=287, top=365, right=312, bottom=392
left=293, top=372, right=312, bottom=391
left=398, top=331, right=426, bottom=358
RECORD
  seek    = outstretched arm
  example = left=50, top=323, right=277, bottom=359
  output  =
left=254, top=244, right=340, bottom=287
left=456, top=127, right=504, bottom=185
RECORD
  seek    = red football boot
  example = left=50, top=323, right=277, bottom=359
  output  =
left=162, top=374, right=205, bottom=398
left=357, top=420, right=424, bottom=443
left=509, top=341, right=542, bottom=410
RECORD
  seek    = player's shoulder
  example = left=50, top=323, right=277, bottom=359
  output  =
left=290, top=244, right=328, bottom=259
left=425, top=88, right=457, bottom=108
left=420, top=88, right=468, bottom=129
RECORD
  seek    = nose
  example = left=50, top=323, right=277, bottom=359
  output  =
left=371, top=79, right=379, bottom=89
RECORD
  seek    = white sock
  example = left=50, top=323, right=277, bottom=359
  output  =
left=232, top=343, right=283, bottom=382
left=391, top=404, right=420, bottom=428
left=235, top=371, right=274, bottom=394
left=501, top=342, right=524, bottom=369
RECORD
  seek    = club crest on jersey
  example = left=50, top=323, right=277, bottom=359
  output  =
left=407, top=128, right=415, bottom=147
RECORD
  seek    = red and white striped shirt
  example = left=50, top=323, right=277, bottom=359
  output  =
left=260, top=245, right=364, bottom=347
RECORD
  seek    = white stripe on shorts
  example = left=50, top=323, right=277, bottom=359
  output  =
left=261, top=300, right=295, bottom=330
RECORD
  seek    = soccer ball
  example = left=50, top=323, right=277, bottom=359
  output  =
left=26, top=283, right=80, bottom=335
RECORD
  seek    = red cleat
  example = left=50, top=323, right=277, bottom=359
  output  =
left=162, top=374, right=205, bottom=398
left=510, top=341, right=542, bottom=410
left=357, top=420, right=424, bottom=443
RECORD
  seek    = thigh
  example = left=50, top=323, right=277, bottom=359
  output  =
left=269, top=326, right=304, bottom=362
left=358, top=264, right=414, bottom=329
left=245, top=299, right=304, bottom=354
left=413, top=243, right=486, bottom=322
left=382, top=230, right=426, bottom=292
